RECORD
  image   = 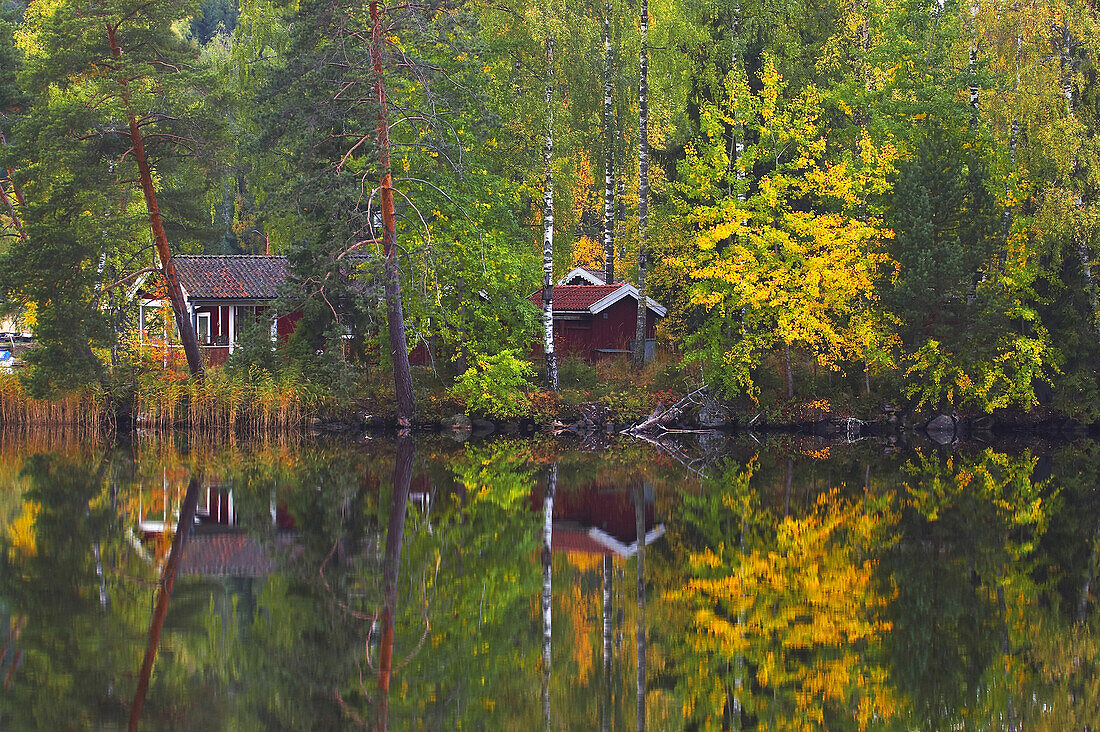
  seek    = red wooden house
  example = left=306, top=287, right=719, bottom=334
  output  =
left=139, top=255, right=302, bottom=366
left=532, top=479, right=666, bottom=557
left=532, top=267, right=667, bottom=362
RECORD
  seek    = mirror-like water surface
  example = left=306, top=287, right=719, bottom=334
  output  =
left=0, top=430, right=1097, bottom=730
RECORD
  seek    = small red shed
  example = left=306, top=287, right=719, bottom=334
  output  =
left=532, top=282, right=667, bottom=362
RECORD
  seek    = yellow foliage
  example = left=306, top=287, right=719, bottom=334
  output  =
left=571, top=235, right=604, bottom=269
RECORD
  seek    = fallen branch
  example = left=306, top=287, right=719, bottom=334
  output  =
left=623, top=386, right=707, bottom=434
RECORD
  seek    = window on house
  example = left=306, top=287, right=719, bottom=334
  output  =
left=197, top=313, right=211, bottom=345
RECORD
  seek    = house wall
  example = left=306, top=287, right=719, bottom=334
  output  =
left=540, top=299, right=662, bottom=362
left=594, top=298, right=658, bottom=354
left=188, top=303, right=300, bottom=367
left=553, top=315, right=594, bottom=359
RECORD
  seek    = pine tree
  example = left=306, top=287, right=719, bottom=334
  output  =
left=5, top=0, right=224, bottom=388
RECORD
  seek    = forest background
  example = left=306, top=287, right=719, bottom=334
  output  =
left=1, top=0, right=1100, bottom=424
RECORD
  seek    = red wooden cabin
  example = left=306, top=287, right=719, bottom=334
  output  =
left=531, top=269, right=667, bottom=362
left=138, top=255, right=301, bottom=367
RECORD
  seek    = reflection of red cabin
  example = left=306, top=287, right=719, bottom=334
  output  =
left=137, top=481, right=296, bottom=577
left=533, top=480, right=665, bottom=557
left=531, top=270, right=667, bottom=362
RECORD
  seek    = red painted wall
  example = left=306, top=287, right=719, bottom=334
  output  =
left=593, top=297, right=658, bottom=353
left=549, top=297, right=661, bottom=360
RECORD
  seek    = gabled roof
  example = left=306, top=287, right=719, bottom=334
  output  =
left=537, top=284, right=623, bottom=310
left=180, top=532, right=289, bottom=577
left=531, top=284, right=667, bottom=317
left=558, top=266, right=608, bottom=286
left=553, top=523, right=666, bottom=557
left=173, top=255, right=288, bottom=301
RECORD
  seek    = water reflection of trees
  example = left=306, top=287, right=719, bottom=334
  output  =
left=2, top=435, right=1100, bottom=728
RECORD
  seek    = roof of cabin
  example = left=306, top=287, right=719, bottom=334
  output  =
left=530, top=284, right=668, bottom=317
left=537, top=284, right=624, bottom=310
left=173, top=255, right=288, bottom=301
left=180, top=532, right=278, bottom=576
left=558, top=266, right=608, bottom=286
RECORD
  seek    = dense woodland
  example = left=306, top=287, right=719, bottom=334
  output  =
left=2, top=0, right=1100, bottom=421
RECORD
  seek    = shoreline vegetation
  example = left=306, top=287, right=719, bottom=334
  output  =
left=1, top=357, right=1096, bottom=441
left=4, top=3, right=1100, bottom=436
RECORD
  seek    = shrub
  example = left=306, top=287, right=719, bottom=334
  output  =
left=558, top=357, right=598, bottom=390
left=450, top=350, right=535, bottom=418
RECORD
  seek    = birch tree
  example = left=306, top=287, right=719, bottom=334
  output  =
left=673, top=59, right=896, bottom=399
left=632, top=0, right=650, bottom=368
left=602, top=1, right=616, bottom=285
left=542, top=30, right=559, bottom=390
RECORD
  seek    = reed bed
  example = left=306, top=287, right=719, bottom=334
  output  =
left=133, top=366, right=322, bottom=432
left=0, top=373, right=111, bottom=429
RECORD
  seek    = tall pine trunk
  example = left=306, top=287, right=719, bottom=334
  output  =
left=542, top=33, right=559, bottom=390
left=602, top=3, right=615, bottom=285
left=107, top=24, right=204, bottom=377
left=632, top=0, right=649, bottom=368
left=371, top=1, right=416, bottom=426
left=129, top=477, right=201, bottom=732
left=0, top=132, right=26, bottom=242
left=376, top=434, right=414, bottom=727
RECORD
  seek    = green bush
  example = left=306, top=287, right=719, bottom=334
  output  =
left=558, top=357, right=598, bottom=390
left=450, top=350, right=535, bottom=418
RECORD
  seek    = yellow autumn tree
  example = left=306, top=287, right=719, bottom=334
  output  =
left=672, top=57, right=898, bottom=399
left=663, top=461, right=899, bottom=730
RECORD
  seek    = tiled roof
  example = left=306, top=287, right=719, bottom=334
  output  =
left=582, top=267, right=607, bottom=282
left=530, top=284, right=625, bottom=311
left=180, top=533, right=278, bottom=576
left=173, top=255, right=288, bottom=300
left=552, top=526, right=614, bottom=556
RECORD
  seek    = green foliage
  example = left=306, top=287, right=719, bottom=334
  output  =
left=450, top=350, right=535, bottom=418
left=558, top=356, right=599, bottom=390
left=2, top=0, right=226, bottom=395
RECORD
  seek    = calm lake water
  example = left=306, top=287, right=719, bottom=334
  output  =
left=0, top=429, right=1097, bottom=730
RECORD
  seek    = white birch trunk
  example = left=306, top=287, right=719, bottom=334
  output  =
left=968, top=0, right=979, bottom=123
left=634, top=483, right=646, bottom=732
left=542, top=33, right=559, bottom=390
left=603, top=3, right=616, bottom=285
left=632, top=0, right=649, bottom=368
left=541, top=463, right=557, bottom=729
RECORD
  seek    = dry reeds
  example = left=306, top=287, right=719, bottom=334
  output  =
left=0, top=373, right=110, bottom=430
left=132, top=366, right=321, bottom=432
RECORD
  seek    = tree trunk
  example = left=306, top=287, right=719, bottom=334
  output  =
left=634, top=483, right=646, bottom=732
left=105, top=24, right=204, bottom=378
left=541, top=462, right=557, bottom=729
left=632, top=0, right=649, bottom=369
left=602, top=4, right=615, bottom=285
left=543, top=34, right=559, bottom=391
left=0, top=131, right=27, bottom=242
left=0, top=182, right=25, bottom=242
left=601, top=554, right=613, bottom=732
left=129, top=477, right=201, bottom=732
left=376, top=434, right=414, bottom=729
left=968, top=0, right=979, bottom=124
left=371, top=1, right=416, bottom=426
left=784, top=341, right=794, bottom=398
